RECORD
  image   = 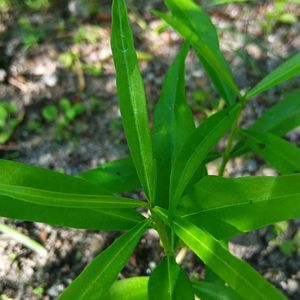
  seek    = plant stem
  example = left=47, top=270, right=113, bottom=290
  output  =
left=151, top=212, right=173, bottom=256
left=219, top=102, right=244, bottom=176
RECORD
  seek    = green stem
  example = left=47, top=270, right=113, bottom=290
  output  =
left=219, top=100, right=245, bottom=176
left=151, top=212, right=173, bottom=256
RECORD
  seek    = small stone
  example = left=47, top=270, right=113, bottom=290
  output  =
left=0, top=69, right=7, bottom=82
left=246, top=44, right=263, bottom=60
left=48, top=284, right=65, bottom=297
left=286, top=279, right=299, bottom=295
left=246, top=159, right=258, bottom=172
left=261, top=168, right=277, bottom=176
left=42, top=74, right=57, bottom=87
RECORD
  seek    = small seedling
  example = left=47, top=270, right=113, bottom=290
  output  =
left=0, top=101, right=23, bottom=144
left=18, top=17, right=46, bottom=49
left=42, top=98, right=85, bottom=140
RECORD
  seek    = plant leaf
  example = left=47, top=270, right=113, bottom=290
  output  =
left=154, top=207, right=286, bottom=300
left=148, top=256, right=194, bottom=300
left=106, top=276, right=242, bottom=300
left=111, top=0, right=154, bottom=200
left=78, top=157, right=141, bottom=193
left=193, top=281, right=242, bottom=300
left=241, top=129, right=300, bottom=174
left=0, top=159, right=108, bottom=194
left=246, top=52, right=300, bottom=99
left=179, top=174, right=300, bottom=239
left=157, top=0, right=240, bottom=104
left=203, top=0, right=251, bottom=7
left=251, top=89, right=300, bottom=136
left=152, top=42, right=195, bottom=208
left=0, top=222, right=47, bottom=256
left=0, top=160, right=142, bottom=230
left=232, top=89, right=300, bottom=157
left=59, top=220, right=149, bottom=300
left=0, top=196, right=143, bottom=230
left=106, top=277, right=149, bottom=300
left=0, top=183, right=146, bottom=209
left=169, top=104, right=241, bottom=216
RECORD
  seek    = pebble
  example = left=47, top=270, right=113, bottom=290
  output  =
left=42, top=74, right=58, bottom=87
left=0, top=69, right=7, bottom=82
left=261, top=168, right=277, bottom=176
left=286, top=279, right=299, bottom=295
left=47, top=284, right=65, bottom=297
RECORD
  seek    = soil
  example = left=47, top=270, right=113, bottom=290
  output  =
left=0, top=0, right=300, bottom=299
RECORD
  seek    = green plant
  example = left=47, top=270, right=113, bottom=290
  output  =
left=25, top=0, right=49, bottom=10
left=0, top=101, right=23, bottom=144
left=261, top=0, right=299, bottom=33
left=18, top=17, right=46, bottom=49
left=0, top=222, right=47, bottom=256
left=1, top=0, right=300, bottom=299
left=42, top=98, right=85, bottom=140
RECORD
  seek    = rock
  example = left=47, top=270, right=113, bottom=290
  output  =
left=42, top=74, right=58, bottom=87
left=0, top=69, right=7, bottom=82
left=286, top=279, right=299, bottom=295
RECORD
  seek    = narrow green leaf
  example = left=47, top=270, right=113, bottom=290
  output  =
left=78, top=157, right=141, bottom=193
left=0, top=159, right=108, bottom=194
left=241, top=129, right=300, bottom=174
left=154, top=207, right=286, bottom=300
left=152, top=42, right=195, bottom=208
left=180, top=175, right=300, bottom=239
left=246, top=52, right=300, bottom=99
left=106, top=277, right=149, bottom=300
left=193, top=281, right=242, bottom=300
left=251, top=89, right=300, bottom=135
left=0, top=160, right=142, bottom=230
left=59, top=220, right=149, bottom=300
left=0, top=196, right=143, bottom=230
left=232, top=89, right=300, bottom=157
left=157, top=0, right=240, bottom=104
left=203, top=0, right=251, bottom=6
left=0, top=183, right=146, bottom=209
left=169, top=104, right=241, bottom=215
left=0, top=222, right=47, bottom=256
left=148, top=256, right=194, bottom=300
left=111, top=0, right=154, bottom=199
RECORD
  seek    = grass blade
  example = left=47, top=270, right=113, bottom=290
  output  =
left=0, top=222, right=47, bottom=256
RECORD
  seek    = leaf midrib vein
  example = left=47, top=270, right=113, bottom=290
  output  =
left=174, top=220, right=269, bottom=300
left=77, top=221, right=147, bottom=299
left=117, top=1, right=152, bottom=199
left=182, top=191, right=300, bottom=218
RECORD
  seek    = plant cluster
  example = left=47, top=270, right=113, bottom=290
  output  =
left=0, top=101, right=23, bottom=144
left=0, top=0, right=300, bottom=299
